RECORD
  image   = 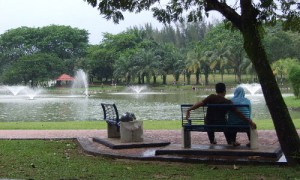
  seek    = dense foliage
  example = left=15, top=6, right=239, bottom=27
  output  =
left=0, top=22, right=299, bottom=86
left=289, top=65, right=300, bottom=98
left=0, top=25, right=89, bottom=85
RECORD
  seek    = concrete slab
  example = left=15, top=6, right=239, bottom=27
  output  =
left=0, top=129, right=290, bottom=165
left=78, top=137, right=285, bottom=165
left=155, top=144, right=282, bottom=159
left=92, top=137, right=170, bottom=149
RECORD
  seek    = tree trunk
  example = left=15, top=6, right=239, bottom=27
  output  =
left=196, top=68, right=200, bottom=85
left=153, top=74, right=156, bottom=84
left=237, top=69, right=242, bottom=84
left=187, top=71, right=191, bottom=85
left=204, top=66, right=209, bottom=85
left=162, top=75, right=167, bottom=85
left=221, top=69, right=224, bottom=82
left=241, top=20, right=300, bottom=165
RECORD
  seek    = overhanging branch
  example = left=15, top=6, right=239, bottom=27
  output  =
left=205, top=0, right=242, bottom=29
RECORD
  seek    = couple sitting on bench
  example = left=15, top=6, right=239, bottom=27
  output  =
left=186, top=83, right=257, bottom=146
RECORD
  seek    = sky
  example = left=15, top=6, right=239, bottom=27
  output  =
left=0, top=0, right=223, bottom=44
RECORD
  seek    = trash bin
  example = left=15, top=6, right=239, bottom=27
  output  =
left=120, top=112, right=136, bottom=122
left=120, top=112, right=143, bottom=143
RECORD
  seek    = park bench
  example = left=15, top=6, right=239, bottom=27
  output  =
left=101, top=103, right=121, bottom=138
left=101, top=103, right=144, bottom=142
left=181, top=104, right=251, bottom=148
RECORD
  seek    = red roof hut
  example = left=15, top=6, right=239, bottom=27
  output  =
left=56, top=74, right=74, bottom=87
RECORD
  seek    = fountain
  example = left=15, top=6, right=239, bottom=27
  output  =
left=72, top=69, right=89, bottom=96
left=4, top=85, right=26, bottom=96
left=240, top=83, right=262, bottom=95
left=23, top=87, right=43, bottom=100
left=129, top=85, right=147, bottom=94
left=3, top=85, right=43, bottom=99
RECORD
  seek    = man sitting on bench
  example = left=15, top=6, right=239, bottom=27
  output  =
left=185, top=82, right=257, bottom=146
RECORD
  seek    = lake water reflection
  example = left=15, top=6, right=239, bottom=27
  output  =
left=0, top=89, right=299, bottom=122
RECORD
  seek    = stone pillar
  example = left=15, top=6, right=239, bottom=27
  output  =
left=107, top=124, right=120, bottom=138
left=250, top=128, right=259, bottom=149
left=182, top=128, right=191, bottom=148
left=120, top=121, right=143, bottom=143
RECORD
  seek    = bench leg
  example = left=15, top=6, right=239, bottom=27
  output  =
left=107, top=124, right=120, bottom=138
left=182, top=128, right=191, bottom=148
left=250, top=128, right=259, bottom=149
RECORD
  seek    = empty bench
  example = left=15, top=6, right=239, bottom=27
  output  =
left=101, top=103, right=121, bottom=138
left=101, top=103, right=144, bottom=142
left=181, top=104, right=251, bottom=148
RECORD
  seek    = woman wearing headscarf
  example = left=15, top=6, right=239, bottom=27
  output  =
left=228, top=86, right=251, bottom=146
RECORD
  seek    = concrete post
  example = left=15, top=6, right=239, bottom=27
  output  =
left=107, top=124, right=120, bottom=138
left=250, top=128, right=259, bottom=149
left=182, top=128, right=191, bottom=148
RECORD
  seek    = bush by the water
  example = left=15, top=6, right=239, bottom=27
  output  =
left=288, top=65, right=300, bottom=98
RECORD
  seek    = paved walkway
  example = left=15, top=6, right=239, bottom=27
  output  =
left=0, top=129, right=284, bottom=146
left=0, top=130, right=103, bottom=139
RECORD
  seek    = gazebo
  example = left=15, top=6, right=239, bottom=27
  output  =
left=56, top=74, right=75, bottom=87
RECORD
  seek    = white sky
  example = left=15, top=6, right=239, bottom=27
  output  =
left=0, top=0, right=223, bottom=44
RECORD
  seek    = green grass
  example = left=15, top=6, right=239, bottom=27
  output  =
left=0, top=119, right=299, bottom=130
left=0, top=140, right=299, bottom=179
left=284, top=96, right=300, bottom=108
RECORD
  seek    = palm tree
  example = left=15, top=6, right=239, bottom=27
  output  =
left=186, top=49, right=201, bottom=85
left=199, top=50, right=214, bottom=85
left=209, top=41, right=230, bottom=82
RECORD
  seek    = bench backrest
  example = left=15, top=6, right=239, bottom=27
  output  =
left=181, top=104, right=207, bottom=126
left=181, top=104, right=250, bottom=126
left=227, top=104, right=250, bottom=125
left=101, top=103, right=120, bottom=125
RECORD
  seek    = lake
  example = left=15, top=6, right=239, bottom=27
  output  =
left=0, top=87, right=299, bottom=122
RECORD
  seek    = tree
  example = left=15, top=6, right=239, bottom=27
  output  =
left=264, top=24, right=300, bottom=63
left=86, top=45, right=115, bottom=82
left=186, top=48, right=201, bottom=85
left=84, top=0, right=300, bottom=164
left=37, top=25, right=89, bottom=59
left=0, top=25, right=89, bottom=80
left=288, top=65, right=300, bottom=98
left=272, top=58, right=299, bottom=85
left=201, top=24, right=248, bottom=83
left=3, top=53, right=63, bottom=86
left=0, top=27, right=39, bottom=69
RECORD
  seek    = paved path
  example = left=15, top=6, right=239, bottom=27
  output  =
left=0, top=129, right=287, bottom=146
left=0, top=130, right=103, bottom=139
left=0, top=129, right=292, bottom=164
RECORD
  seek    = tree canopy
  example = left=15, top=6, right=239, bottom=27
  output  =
left=0, top=25, right=89, bottom=83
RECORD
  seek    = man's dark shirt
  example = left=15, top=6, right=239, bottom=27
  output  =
left=201, top=94, right=232, bottom=125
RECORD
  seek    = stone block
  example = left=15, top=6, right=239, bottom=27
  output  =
left=107, top=123, right=120, bottom=138
left=120, top=121, right=143, bottom=143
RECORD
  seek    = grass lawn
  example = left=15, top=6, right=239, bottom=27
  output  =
left=0, top=120, right=300, bottom=179
left=0, top=140, right=299, bottom=179
left=0, top=118, right=299, bottom=130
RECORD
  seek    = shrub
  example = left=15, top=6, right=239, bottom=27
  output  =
left=288, top=65, right=300, bottom=98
